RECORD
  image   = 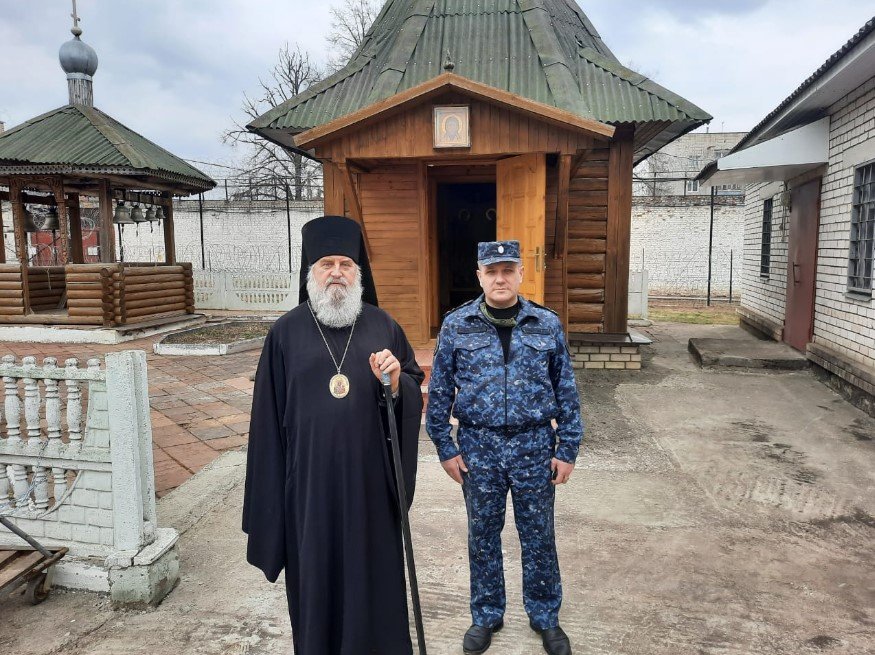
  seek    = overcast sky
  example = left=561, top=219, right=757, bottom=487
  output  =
left=0, top=1, right=872, bottom=170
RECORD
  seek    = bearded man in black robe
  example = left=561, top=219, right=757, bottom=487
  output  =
left=242, top=215, right=424, bottom=655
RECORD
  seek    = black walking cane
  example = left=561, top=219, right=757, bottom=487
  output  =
left=381, top=372, right=427, bottom=655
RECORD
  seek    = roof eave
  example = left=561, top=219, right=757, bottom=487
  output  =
left=729, top=17, right=875, bottom=154
left=0, top=163, right=215, bottom=196
left=291, top=73, right=615, bottom=151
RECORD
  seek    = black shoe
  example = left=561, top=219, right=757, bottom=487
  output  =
left=462, top=620, right=504, bottom=654
left=530, top=623, right=571, bottom=655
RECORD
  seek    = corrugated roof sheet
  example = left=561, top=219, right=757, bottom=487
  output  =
left=250, top=0, right=711, bottom=156
left=0, top=105, right=215, bottom=191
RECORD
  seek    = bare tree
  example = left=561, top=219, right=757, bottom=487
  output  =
left=639, top=152, right=675, bottom=197
left=223, top=44, right=324, bottom=200
left=326, top=0, right=380, bottom=72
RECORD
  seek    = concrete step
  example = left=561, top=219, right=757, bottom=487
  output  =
left=688, top=337, right=809, bottom=369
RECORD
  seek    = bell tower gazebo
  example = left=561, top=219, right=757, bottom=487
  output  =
left=0, top=11, right=214, bottom=331
left=250, top=0, right=711, bottom=353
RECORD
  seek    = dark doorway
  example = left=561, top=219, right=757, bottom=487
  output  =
left=784, top=178, right=821, bottom=351
left=436, top=182, right=497, bottom=317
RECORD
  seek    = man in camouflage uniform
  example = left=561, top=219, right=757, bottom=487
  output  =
left=426, top=241, right=583, bottom=655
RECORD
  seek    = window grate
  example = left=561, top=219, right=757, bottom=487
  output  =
left=760, top=198, right=773, bottom=278
left=848, top=162, right=875, bottom=295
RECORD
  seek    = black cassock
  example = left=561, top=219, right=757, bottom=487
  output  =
left=242, top=302, right=424, bottom=655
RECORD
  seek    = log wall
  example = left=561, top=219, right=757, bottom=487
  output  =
left=0, top=263, right=26, bottom=317
left=27, top=267, right=66, bottom=312
left=66, top=264, right=119, bottom=326
left=566, top=147, right=610, bottom=333
left=112, top=263, right=194, bottom=325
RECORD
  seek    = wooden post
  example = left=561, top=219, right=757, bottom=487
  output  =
left=163, top=195, right=177, bottom=264
left=9, top=179, right=31, bottom=314
left=336, top=161, right=371, bottom=258
left=98, top=180, right=117, bottom=263
left=51, top=177, right=70, bottom=265
left=0, top=195, right=6, bottom=264
left=553, top=153, right=572, bottom=260
left=322, top=161, right=345, bottom=215
left=67, top=193, right=85, bottom=264
left=604, top=129, right=634, bottom=334
left=417, top=161, right=430, bottom=345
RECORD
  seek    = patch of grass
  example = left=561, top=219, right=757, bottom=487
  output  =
left=648, top=301, right=739, bottom=325
left=163, top=321, right=272, bottom=345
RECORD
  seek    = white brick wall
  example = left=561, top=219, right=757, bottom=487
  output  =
left=740, top=182, right=789, bottom=327
left=814, top=76, right=875, bottom=367
left=741, top=74, right=875, bottom=369
left=630, top=198, right=745, bottom=297
left=2, top=200, right=323, bottom=272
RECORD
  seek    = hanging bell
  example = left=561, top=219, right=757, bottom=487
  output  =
left=23, top=206, right=41, bottom=232
left=144, top=206, right=156, bottom=222
left=154, top=206, right=165, bottom=222
left=130, top=203, right=146, bottom=223
left=41, top=205, right=60, bottom=232
left=113, top=201, right=134, bottom=224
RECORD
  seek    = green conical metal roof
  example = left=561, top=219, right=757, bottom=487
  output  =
left=250, top=0, right=711, bottom=161
left=0, top=104, right=215, bottom=194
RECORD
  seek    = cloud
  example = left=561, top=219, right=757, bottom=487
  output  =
left=1, top=1, right=873, bottom=165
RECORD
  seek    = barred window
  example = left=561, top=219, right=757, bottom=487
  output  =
left=760, top=198, right=773, bottom=278
left=848, top=162, right=875, bottom=294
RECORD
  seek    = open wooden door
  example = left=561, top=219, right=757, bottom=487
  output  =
left=497, top=153, right=547, bottom=303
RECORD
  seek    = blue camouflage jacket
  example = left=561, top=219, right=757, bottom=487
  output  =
left=426, top=295, right=584, bottom=464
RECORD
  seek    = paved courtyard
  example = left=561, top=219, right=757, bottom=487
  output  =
left=1, top=322, right=873, bottom=654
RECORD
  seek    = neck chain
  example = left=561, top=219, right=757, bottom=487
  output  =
left=307, top=301, right=358, bottom=399
left=480, top=301, right=519, bottom=327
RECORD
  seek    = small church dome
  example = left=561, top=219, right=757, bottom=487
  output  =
left=59, top=30, right=98, bottom=77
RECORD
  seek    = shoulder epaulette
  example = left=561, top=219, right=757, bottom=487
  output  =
left=443, top=297, right=477, bottom=319
left=528, top=300, right=559, bottom=317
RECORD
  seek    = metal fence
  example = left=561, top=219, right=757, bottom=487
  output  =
left=636, top=247, right=741, bottom=302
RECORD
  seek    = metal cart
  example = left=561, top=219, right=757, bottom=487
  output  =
left=0, top=516, right=68, bottom=605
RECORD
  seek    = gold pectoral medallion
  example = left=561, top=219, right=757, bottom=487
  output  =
left=330, top=373, right=350, bottom=399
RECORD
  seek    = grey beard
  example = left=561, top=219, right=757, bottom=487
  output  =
left=306, top=267, right=363, bottom=328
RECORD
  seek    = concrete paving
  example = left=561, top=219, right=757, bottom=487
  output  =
left=1, top=322, right=873, bottom=655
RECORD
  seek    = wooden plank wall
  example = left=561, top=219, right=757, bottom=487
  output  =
left=27, top=267, right=66, bottom=312
left=320, top=93, right=597, bottom=161
left=357, top=165, right=427, bottom=345
left=566, top=147, right=609, bottom=333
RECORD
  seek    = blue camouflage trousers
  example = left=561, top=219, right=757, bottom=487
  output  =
left=459, top=424, right=562, bottom=631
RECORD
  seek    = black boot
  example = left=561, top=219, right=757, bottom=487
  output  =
left=463, top=620, right=504, bottom=654
left=530, top=622, right=571, bottom=655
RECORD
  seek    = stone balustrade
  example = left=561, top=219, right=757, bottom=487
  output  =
left=0, top=350, right=179, bottom=606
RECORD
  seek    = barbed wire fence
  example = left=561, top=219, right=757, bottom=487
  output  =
left=116, top=173, right=325, bottom=273
left=634, top=246, right=741, bottom=303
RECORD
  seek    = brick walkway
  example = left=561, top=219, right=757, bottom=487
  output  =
left=1, top=335, right=435, bottom=497
left=1, top=336, right=259, bottom=497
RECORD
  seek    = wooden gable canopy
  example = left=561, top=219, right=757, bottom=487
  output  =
left=292, top=73, right=615, bottom=151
